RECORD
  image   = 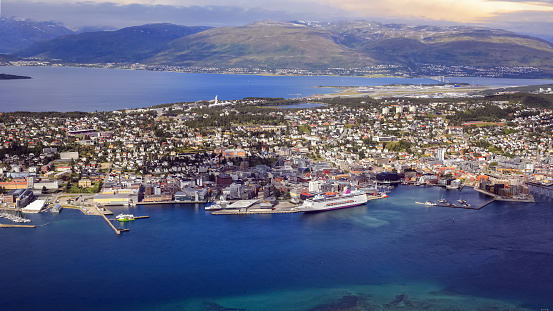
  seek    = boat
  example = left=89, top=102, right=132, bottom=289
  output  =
left=424, top=200, right=436, bottom=206
left=297, top=188, right=368, bottom=213
left=205, top=198, right=229, bottom=211
left=457, top=199, right=471, bottom=207
left=116, top=214, right=135, bottom=222
left=0, top=212, right=32, bottom=223
left=436, top=199, right=455, bottom=207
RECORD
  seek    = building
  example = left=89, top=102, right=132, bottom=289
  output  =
left=22, top=200, right=46, bottom=213
left=175, top=188, right=208, bottom=202
left=93, top=194, right=130, bottom=206
left=3, top=188, right=35, bottom=208
left=60, top=152, right=79, bottom=160
left=78, top=179, right=92, bottom=188
left=437, top=148, right=445, bottom=161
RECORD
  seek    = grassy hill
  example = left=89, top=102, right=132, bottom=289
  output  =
left=149, top=21, right=374, bottom=69
left=13, top=20, right=553, bottom=76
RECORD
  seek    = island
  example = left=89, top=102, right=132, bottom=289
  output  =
left=0, top=73, right=31, bottom=80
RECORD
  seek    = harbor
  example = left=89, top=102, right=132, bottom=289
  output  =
left=2, top=183, right=551, bottom=311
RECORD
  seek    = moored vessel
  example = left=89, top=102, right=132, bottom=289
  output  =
left=297, top=188, right=367, bottom=213
left=205, top=198, right=229, bottom=211
left=437, top=199, right=455, bottom=207
left=116, top=214, right=135, bottom=222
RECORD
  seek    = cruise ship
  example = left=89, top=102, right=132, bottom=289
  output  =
left=297, top=188, right=368, bottom=213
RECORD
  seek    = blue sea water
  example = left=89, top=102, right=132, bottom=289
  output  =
left=1, top=186, right=552, bottom=311
left=0, top=66, right=551, bottom=112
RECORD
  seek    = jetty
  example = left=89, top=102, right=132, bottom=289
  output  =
left=473, top=187, right=535, bottom=203
left=99, top=212, right=126, bottom=235
left=1, top=224, right=36, bottom=228
left=418, top=199, right=495, bottom=210
left=212, top=209, right=299, bottom=215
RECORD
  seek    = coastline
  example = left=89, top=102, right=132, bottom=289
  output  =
left=472, top=186, right=535, bottom=203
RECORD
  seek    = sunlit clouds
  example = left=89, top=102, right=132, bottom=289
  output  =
left=318, top=0, right=553, bottom=23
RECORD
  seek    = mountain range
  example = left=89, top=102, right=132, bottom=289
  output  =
left=0, top=17, right=74, bottom=54
left=5, top=19, right=553, bottom=77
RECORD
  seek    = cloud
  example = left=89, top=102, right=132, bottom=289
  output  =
left=1, top=0, right=350, bottom=29
left=318, top=0, right=553, bottom=23
left=2, top=0, right=553, bottom=39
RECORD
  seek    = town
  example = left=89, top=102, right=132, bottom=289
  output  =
left=3, top=60, right=547, bottom=79
left=0, top=89, right=552, bottom=216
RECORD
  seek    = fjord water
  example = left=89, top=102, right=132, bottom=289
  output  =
left=1, top=66, right=552, bottom=112
left=1, top=186, right=552, bottom=311
left=0, top=66, right=430, bottom=112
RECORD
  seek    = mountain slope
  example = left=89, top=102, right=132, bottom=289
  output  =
left=148, top=21, right=374, bottom=69
left=14, top=20, right=553, bottom=76
left=303, top=21, right=553, bottom=68
left=16, top=23, right=212, bottom=63
left=0, top=17, right=74, bottom=53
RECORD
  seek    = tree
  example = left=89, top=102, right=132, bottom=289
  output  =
left=284, top=191, right=291, bottom=200
left=273, top=187, right=282, bottom=199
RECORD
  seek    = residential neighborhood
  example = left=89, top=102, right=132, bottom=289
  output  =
left=0, top=93, right=552, bottom=212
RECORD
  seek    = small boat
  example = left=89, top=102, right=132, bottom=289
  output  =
left=437, top=199, right=455, bottom=207
left=424, top=200, right=436, bottom=206
left=205, top=199, right=229, bottom=211
left=116, top=214, right=135, bottom=222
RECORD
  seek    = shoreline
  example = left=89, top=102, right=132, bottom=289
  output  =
left=472, top=187, right=535, bottom=203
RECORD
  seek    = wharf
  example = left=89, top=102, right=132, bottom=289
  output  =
left=211, top=200, right=299, bottom=215
left=138, top=200, right=207, bottom=205
left=99, top=211, right=126, bottom=235
left=446, top=200, right=495, bottom=210
left=133, top=216, right=149, bottom=219
left=417, top=198, right=495, bottom=210
left=473, top=187, right=535, bottom=203
left=1, top=224, right=36, bottom=228
left=212, top=209, right=299, bottom=215
left=211, top=196, right=386, bottom=215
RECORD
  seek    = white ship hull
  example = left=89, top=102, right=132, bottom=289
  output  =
left=298, top=191, right=368, bottom=213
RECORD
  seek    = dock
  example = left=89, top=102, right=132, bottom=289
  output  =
left=418, top=199, right=496, bottom=210
left=0, top=224, right=36, bottom=228
left=99, top=212, right=126, bottom=235
left=133, top=216, right=149, bottom=219
left=212, top=209, right=300, bottom=215
left=446, top=199, right=495, bottom=210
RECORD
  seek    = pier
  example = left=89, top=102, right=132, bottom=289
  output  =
left=212, top=209, right=300, bottom=215
left=99, top=212, right=126, bottom=235
left=133, top=215, right=149, bottom=219
left=473, top=187, right=535, bottom=203
left=418, top=198, right=495, bottom=210
left=0, top=224, right=36, bottom=228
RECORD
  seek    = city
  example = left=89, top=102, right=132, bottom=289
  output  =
left=1, top=91, right=551, bottom=216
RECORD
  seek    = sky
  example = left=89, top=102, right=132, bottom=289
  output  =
left=2, top=0, right=553, bottom=38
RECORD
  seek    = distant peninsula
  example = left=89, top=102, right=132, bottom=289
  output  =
left=0, top=73, right=31, bottom=80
